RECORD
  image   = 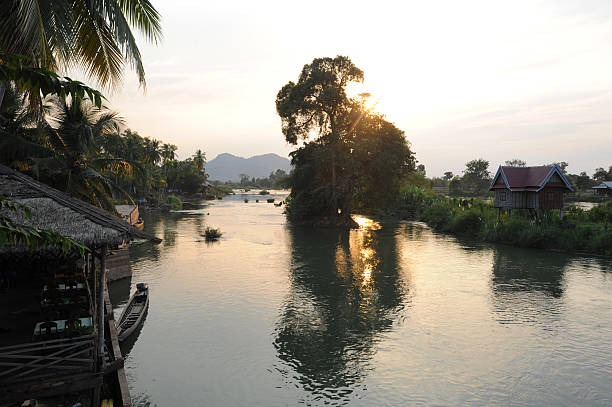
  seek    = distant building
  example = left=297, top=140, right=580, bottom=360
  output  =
left=592, top=181, right=612, bottom=197
left=489, top=165, right=573, bottom=216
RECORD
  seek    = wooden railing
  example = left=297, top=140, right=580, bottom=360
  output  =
left=0, top=335, right=99, bottom=402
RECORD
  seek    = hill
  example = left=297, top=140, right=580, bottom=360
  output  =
left=206, top=153, right=291, bottom=182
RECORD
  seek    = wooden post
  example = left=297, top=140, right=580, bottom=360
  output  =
left=98, top=245, right=107, bottom=370
left=560, top=208, right=564, bottom=220
left=92, top=255, right=97, bottom=328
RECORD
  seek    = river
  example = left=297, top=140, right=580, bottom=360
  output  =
left=108, top=191, right=612, bottom=406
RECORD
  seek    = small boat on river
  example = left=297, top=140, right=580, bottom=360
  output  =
left=117, top=283, right=149, bottom=342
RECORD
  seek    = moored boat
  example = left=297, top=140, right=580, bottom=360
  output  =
left=117, top=283, right=149, bottom=342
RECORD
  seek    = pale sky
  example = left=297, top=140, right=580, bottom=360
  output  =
left=105, top=0, right=612, bottom=177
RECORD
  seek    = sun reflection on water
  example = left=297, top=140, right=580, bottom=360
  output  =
left=352, top=215, right=381, bottom=230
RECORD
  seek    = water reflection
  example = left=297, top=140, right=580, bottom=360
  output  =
left=490, top=247, right=569, bottom=327
left=274, top=220, right=409, bottom=404
left=108, top=274, right=133, bottom=306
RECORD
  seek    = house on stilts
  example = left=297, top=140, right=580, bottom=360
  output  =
left=489, top=164, right=573, bottom=217
left=0, top=165, right=161, bottom=406
left=592, top=181, right=612, bottom=197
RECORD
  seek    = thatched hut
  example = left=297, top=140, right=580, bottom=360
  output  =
left=0, top=165, right=160, bottom=406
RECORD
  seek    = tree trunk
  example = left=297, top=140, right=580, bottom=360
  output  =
left=331, top=147, right=337, bottom=215
left=0, top=81, right=6, bottom=110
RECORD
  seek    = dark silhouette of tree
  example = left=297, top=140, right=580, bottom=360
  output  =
left=277, top=56, right=414, bottom=221
left=504, top=159, right=526, bottom=167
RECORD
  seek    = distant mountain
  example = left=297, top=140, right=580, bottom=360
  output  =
left=206, top=153, right=291, bottom=182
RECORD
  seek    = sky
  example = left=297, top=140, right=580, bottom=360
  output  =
left=105, top=0, right=612, bottom=177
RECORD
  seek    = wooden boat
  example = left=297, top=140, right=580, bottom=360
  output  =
left=117, top=283, right=149, bottom=342
left=134, top=218, right=144, bottom=230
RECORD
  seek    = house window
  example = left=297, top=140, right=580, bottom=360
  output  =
left=500, top=191, right=506, bottom=201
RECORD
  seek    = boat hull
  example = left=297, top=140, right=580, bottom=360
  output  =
left=117, top=287, right=149, bottom=342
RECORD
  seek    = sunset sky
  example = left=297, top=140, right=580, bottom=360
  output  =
left=106, top=0, right=612, bottom=177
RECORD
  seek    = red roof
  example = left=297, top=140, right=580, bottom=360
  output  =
left=490, top=165, right=572, bottom=191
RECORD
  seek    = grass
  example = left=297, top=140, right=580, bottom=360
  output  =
left=202, top=227, right=222, bottom=241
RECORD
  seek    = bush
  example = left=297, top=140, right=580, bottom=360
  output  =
left=449, top=210, right=483, bottom=236
left=167, top=194, right=182, bottom=210
left=259, top=190, right=269, bottom=195
left=203, top=227, right=222, bottom=241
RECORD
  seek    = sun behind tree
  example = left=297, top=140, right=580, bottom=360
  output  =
left=276, top=56, right=415, bottom=225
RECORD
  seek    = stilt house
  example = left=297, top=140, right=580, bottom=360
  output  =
left=0, top=165, right=160, bottom=406
left=489, top=165, right=573, bottom=211
left=592, top=181, right=612, bottom=197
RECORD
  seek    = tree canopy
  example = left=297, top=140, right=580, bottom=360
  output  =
left=277, top=56, right=415, bottom=222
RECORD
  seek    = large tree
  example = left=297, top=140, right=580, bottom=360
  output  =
left=277, top=56, right=415, bottom=221
left=462, top=158, right=490, bottom=196
left=276, top=56, right=364, bottom=216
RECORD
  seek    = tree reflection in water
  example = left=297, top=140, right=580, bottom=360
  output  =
left=490, top=247, right=570, bottom=328
left=274, top=218, right=410, bottom=404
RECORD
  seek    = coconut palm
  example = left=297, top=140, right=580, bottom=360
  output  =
left=193, top=149, right=206, bottom=174
left=32, top=97, right=138, bottom=210
left=0, top=0, right=162, bottom=105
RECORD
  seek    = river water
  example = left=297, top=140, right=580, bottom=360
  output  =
left=108, top=191, right=612, bottom=406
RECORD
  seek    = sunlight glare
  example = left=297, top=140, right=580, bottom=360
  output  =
left=352, top=215, right=381, bottom=230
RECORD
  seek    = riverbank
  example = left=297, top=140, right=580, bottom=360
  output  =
left=395, top=185, right=612, bottom=256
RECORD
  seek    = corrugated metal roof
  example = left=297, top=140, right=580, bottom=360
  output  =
left=593, top=181, right=612, bottom=189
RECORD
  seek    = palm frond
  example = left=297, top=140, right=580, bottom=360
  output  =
left=73, top=0, right=124, bottom=89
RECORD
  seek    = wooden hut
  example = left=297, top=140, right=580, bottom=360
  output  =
left=592, top=181, right=612, bottom=197
left=0, top=165, right=160, bottom=406
left=489, top=165, right=573, bottom=217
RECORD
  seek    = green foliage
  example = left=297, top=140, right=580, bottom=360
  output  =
left=0, top=52, right=105, bottom=107
left=0, top=0, right=162, bottom=89
left=462, top=158, right=491, bottom=196
left=504, top=159, right=526, bottom=167
left=167, top=194, right=182, bottom=210
left=448, top=178, right=462, bottom=196
left=277, top=56, right=415, bottom=221
left=203, top=226, right=222, bottom=241
left=166, top=158, right=207, bottom=195
left=397, top=185, right=612, bottom=256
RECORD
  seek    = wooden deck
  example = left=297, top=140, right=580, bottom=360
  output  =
left=0, top=335, right=100, bottom=404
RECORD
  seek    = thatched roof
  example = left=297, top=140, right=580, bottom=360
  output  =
left=115, top=205, right=137, bottom=218
left=0, top=166, right=161, bottom=249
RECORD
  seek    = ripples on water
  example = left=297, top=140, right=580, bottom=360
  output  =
left=108, top=193, right=612, bottom=406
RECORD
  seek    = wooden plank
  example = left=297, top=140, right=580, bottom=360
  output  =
left=105, top=279, right=132, bottom=407
left=0, top=342, right=93, bottom=379
left=0, top=335, right=94, bottom=352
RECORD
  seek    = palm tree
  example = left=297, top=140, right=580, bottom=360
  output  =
left=0, top=0, right=162, bottom=107
left=143, top=137, right=161, bottom=167
left=193, top=149, right=206, bottom=174
left=33, top=97, right=138, bottom=209
left=0, top=83, right=53, bottom=167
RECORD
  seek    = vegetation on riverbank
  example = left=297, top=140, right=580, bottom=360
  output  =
left=397, top=185, right=612, bottom=256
